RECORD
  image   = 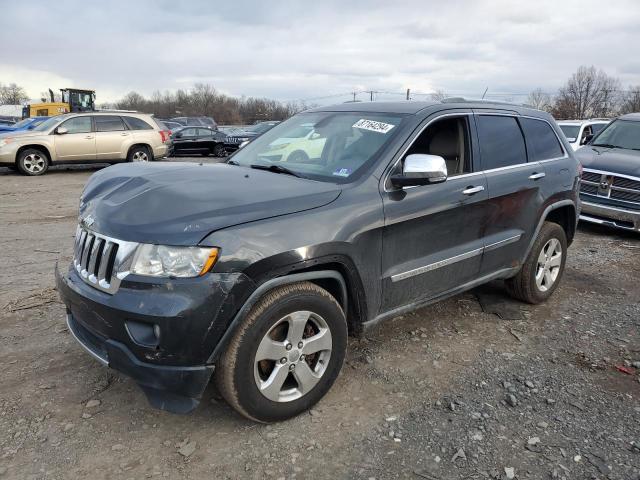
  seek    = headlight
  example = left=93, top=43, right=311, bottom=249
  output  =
left=131, top=244, right=219, bottom=278
left=268, top=143, right=290, bottom=151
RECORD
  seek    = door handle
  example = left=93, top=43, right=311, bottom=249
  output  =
left=529, top=172, right=546, bottom=180
left=84, top=135, right=94, bottom=139
left=120, top=132, right=129, bottom=136
left=462, top=185, right=485, bottom=195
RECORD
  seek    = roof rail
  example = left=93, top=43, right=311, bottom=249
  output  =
left=440, top=97, right=532, bottom=108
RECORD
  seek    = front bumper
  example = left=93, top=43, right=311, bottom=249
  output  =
left=56, top=263, right=253, bottom=413
left=580, top=200, right=640, bottom=232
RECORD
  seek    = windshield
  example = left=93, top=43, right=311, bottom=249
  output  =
left=591, top=120, right=640, bottom=150
left=559, top=125, right=580, bottom=142
left=250, top=122, right=277, bottom=134
left=229, top=112, right=405, bottom=183
left=32, top=116, right=65, bottom=132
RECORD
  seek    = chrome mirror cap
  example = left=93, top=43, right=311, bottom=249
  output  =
left=391, top=154, right=448, bottom=188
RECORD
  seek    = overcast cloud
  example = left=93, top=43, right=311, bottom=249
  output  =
left=1, top=0, right=640, bottom=104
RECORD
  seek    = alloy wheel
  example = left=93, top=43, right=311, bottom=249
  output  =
left=132, top=150, right=149, bottom=162
left=535, top=238, right=562, bottom=292
left=23, top=153, right=46, bottom=173
left=253, top=311, right=332, bottom=402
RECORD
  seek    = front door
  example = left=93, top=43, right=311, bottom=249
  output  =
left=54, top=116, right=96, bottom=161
left=172, top=128, right=200, bottom=154
left=380, top=112, right=491, bottom=312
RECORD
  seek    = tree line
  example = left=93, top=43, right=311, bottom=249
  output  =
left=112, top=84, right=311, bottom=124
left=526, top=65, right=640, bottom=119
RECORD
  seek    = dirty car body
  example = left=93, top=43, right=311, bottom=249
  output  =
left=56, top=101, right=580, bottom=415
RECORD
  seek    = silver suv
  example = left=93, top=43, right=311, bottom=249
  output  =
left=0, top=112, right=170, bottom=175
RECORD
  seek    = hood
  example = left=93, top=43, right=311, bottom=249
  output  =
left=576, top=146, right=640, bottom=177
left=80, top=162, right=342, bottom=245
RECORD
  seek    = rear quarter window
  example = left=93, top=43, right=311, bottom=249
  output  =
left=476, top=115, right=527, bottom=169
left=94, top=116, right=126, bottom=132
left=124, top=116, right=154, bottom=130
left=520, top=118, right=564, bottom=161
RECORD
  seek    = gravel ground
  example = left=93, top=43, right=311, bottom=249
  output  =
left=0, top=158, right=639, bottom=480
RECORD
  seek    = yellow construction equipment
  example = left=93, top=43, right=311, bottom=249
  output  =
left=23, top=88, right=96, bottom=118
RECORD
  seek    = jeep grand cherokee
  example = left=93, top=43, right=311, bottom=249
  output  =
left=56, top=100, right=580, bottom=422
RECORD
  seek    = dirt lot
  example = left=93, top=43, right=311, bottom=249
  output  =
left=1, top=160, right=639, bottom=480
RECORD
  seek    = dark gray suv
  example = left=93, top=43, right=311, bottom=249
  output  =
left=56, top=100, right=580, bottom=422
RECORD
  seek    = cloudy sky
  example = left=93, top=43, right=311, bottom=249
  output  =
left=1, top=0, right=640, bottom=105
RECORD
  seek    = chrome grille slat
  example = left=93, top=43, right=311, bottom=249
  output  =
left=581, top=169, right=640, bottom=207
left=72, top=226, right=138, bottom=295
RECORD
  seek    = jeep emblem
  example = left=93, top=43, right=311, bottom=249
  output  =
left=82, top=214, right=95, bottom=227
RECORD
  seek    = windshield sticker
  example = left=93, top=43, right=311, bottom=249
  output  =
left=352, top=118, right=395, bottom=134
left=332, top=167, right=352, bottom=177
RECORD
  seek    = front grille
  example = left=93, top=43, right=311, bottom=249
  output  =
left=73, top=226, right=138, bottom=294
left=580, top=169, right=640, bottom=207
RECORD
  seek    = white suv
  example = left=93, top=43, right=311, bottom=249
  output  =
left=557, top=119, right=610, bottom=151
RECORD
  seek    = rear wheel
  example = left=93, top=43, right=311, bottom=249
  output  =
left=216, top=282, right=347, bottom=422
left=287, top=150, right=308, bottom=163
left=505, top=221, right=567, bottom=304
left=17, top=149, right=48, bottom=176
left=127, top=146, right=151, bottom=162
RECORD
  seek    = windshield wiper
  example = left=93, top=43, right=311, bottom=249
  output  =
left=227, top=159, right=240, bottom=165
left=591, top=143, right=618, bottom=148
left=250, top=163, right=305, bottom=178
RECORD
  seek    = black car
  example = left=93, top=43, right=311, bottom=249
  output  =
left=575, top=113, right=640, bottom=232
left=57, top=100, right=579, bottom=422
left=156, top=119, right=184, bottom=133
left=170, top=126, right=227, bottom=157
left=171, top=116, right=217, bottom=129
left=219, top=126, right=258, bottom=152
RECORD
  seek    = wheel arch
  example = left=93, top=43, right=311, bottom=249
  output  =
left=208, top=262, right=367, bottom=364
left=126, top=143, right=154, bottom=161
left=16, top=144, right=53, bottom=165
left=522, top=200, right=577, bottom=263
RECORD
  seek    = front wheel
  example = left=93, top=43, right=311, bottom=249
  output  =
left=17, top=148, right=49, bottom=176
left=215, top=282, right=347, bottom=422
left=505, top=221, right=567, bottom=304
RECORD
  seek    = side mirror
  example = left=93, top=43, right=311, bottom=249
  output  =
left=175, top=132, right=183, bottom=138
left=56, top=127, right=68, bottom=135
left=582, top=134, right=594, bottom=145
left=390, top=154, right=448, bottom=188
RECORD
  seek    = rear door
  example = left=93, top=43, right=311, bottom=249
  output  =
left=473, top=112, right=549, bottom=275
left=94, top=116, right=129, bottom=160
left=380, top=111, right=491, bottom=311
left=54, top=116, right=96, bottom=161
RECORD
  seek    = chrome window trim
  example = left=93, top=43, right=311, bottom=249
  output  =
left=383, top=111, right=569, bottom=193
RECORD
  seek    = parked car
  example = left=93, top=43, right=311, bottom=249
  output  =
left=219, top=126, right=258, bottom=152
left=0, top=116, right=17, bottom=127
left=557, top=119, right=609, bottom=151
left=247, top=120, right=280, bottom=136
left=575, top=113, right=640, bottom=232
left=156, top=119, right=184, bottom=133
left=170, top=126, right=227, bottom=157
left=0, top=116, right=50, bottom=133
left=257, top=123, right=325, bottom=162
left=56, top=100, right=579, bottom=422
left=0, top=112, right=171, bottom=175
left=170, top=116, right=217, bottom=129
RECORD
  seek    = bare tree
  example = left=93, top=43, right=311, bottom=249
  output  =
left=620, top=85, right=640, bottom=114
left=0, top=83, right=28, bottom=105
left=553, top=66, right=621, bottom=119
left=430, top=90, right=447, bottom=101
left=526, top=88, right=553, bottom=111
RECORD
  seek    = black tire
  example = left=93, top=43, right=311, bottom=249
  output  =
left=216, top=281, right=347, bottom=423
left=287, top=150, right=308, bottom=163
left=213, top=143, right=226, bottom=157
left=17, top=148, right=49, bottom=176
left=127, top=145, right=151, bottom=163
left=505, top=221, right=567, bottom=304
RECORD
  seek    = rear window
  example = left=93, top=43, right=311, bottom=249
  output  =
left=124, top=116, right=153, bottom=130
left=476, top=115, right=527, bottom=169
left=95, top=116, right=126, bottom=132
left=520, top=118, right=564, bottom=161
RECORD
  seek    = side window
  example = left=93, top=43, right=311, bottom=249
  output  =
left=95, top=116, right=126, bottom=132
left=476, top=115, right=526, bottom=169
left=520, top=118, right=564, bottom=161
left=181, top=128, right=197, bottom=136
left=403, top=116, right=472, bottom=177
left=60, top=116, right=92, bottom=134
left=197, top=128, right=212, bottom=137
left=123, top=116, right=153, bottom=130
left=186, top=118, right=200, bottom=126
